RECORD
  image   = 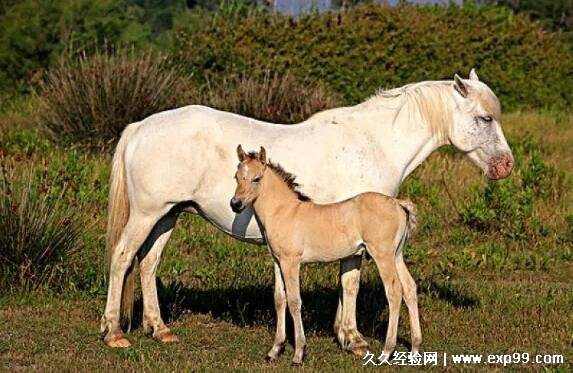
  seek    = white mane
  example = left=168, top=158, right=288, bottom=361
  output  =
left=368, top=81, right=454, bottom=141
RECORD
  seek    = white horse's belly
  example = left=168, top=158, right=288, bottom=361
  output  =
left=191, top=199, right=265, bottom=243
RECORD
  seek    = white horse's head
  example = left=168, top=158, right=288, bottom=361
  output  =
left=449, top=69, right=514, bottom=180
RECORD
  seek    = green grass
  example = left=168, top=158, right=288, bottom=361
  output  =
left=1, top=268, right=570, bottom=370
left=0, top=110, right=571, bottom=369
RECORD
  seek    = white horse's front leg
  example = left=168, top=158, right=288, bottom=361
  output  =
left=335, top=254, right=368, bottom=355
left=266, top=259, right=287, bottom=361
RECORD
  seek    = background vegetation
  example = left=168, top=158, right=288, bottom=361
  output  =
left=0, top=0, right=571, bottom=370
left=1, top=1, right=572, bottom=109
left=174, top=4, right=573, bottom=110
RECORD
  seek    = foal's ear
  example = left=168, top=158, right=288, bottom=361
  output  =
left=259, top=146, right=267, bottom=164
left=237, top=144, right=247, bottom=161
left=469, top=68, right=480, bottom=81
left=453, top=74, right=470, bottom=98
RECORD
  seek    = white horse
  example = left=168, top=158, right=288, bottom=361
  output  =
left=101, top=70, right=514, bottom=351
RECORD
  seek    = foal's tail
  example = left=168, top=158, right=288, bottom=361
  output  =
left=106, top=122, right=140, bottom=332
left=397, top=199, right=417, bottom=239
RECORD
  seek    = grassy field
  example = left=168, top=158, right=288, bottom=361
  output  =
left=0, top=110, right=572, bottom=370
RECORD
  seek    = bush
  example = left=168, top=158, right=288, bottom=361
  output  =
left=202, top=70, right=341, bottom=123
left=460, top=136, right=559, bottom=240
left=34, top=50, right=194, bottom=146
left=0, top=165, right=83, bottom=291
left=174, top=3, right=573, bottom=110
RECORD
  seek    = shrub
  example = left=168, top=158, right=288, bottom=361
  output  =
left=174, top=3, right=573, bottom=110
left=34, top=50, right=194, bottom=146
left=0, top=165, right=83, bottom=291
left=460, top=136, right=559, bottom=240
left=202, top=70, right=341, bottom=123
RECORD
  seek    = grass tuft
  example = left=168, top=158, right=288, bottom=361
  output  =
left=34, top=49, right=194, bottom=147
left=0, top=165, right=83, bottom=291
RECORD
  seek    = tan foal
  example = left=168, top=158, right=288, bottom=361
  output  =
left=231, top=145, right=421, bottom=365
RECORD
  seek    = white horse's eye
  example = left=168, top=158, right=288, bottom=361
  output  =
left=480, top=115, right=493, bottom=123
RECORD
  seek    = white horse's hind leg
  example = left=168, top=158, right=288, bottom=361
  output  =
left=395, top=253, right=422, bottom=352
left=101, top=212, right=163, bottom=348
left=335, top=255, right=368, bottom=356
left=139, top=213, right=178, bottom=343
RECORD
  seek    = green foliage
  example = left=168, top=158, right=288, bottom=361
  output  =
left=0, top=165, right=84, bottom=291
left=174, top=4, right=573, bottom=110
left=0, top=127, right=51, bottom=156
left=487, top=0, right=573, bottom=33
left=0, top=0, right=186, bottom=94
left=460, top=136, right=559, bottom=240
left=34, top=49, right=194, bottom=146
left=214, top=0, right=266, bottom=20
left=1, top=2, right=572, bottom=111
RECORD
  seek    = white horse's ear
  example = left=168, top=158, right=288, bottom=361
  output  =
left=259, top=146, right=266, bottom=164
left=469, top=68, right=479, bottom=81
left=237, top=144, right=246, bottom=161
left=454, top=74, right=469, bottom=98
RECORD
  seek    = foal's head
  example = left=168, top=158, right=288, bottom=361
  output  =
left=230, top=144, right=267, bottom=213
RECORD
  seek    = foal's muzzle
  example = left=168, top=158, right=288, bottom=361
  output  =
left=230, top=197, right=245, bottom=213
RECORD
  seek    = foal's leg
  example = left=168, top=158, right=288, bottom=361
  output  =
left=139, top=213, right=178, bottom=343
left=334, top=254, right=369, bottom=355
left=280, top=258, right=306, bottom=365
left=266, top=259, right=287, bottom=361
left=369, top=248, right=403, bottom=361
left=395, top=253, right=422, bottom=352
left=101, top=212, right=161, bottom=348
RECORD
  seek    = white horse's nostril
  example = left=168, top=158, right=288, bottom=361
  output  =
left=487, top=153, right=514, bottom=180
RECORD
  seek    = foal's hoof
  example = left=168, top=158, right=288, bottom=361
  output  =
left=292, top=360, right=303, bottom=367
left=265, top=355, right=278, bottom=363
left=105, top=335, right=131, bottom=348
left=155, top=330, right=179, bottom=343
left=265, top=344, right=285, bottom=362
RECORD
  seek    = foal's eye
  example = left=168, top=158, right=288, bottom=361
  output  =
left=252, top=176, right=262, bottom=183
left=480, top=115, right=493, bottom=123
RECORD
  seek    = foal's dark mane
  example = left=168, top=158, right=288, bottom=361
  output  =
left=246, top=152, right=311, bottom=202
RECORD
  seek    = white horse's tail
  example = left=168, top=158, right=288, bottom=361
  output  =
left=106, top=122, right=140, bottom=332
left=397, top=199, right=417, bottom=239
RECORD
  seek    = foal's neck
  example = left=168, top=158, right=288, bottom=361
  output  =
left=253, top=168, right=303, bottom=226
